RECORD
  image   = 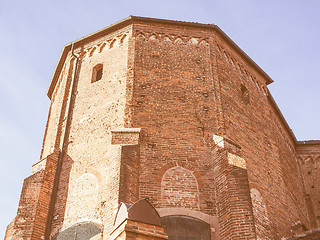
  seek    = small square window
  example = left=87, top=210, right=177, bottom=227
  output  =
left=92, top=64, right=103, bottom=83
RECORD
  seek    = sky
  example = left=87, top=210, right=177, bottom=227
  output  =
left=0, top=0, right=319, bottom=238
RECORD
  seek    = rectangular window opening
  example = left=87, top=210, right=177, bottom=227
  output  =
left=92, top=64, right=103, bottom=83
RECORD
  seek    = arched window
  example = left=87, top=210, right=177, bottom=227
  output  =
left=161, top=215, right=211, bottom=240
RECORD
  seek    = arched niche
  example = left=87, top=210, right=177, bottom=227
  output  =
left=64, top=173, right=99, bottom=226
left=161, top=166, right=199, bottom=210
left=250, top=188, right=270, bottom=239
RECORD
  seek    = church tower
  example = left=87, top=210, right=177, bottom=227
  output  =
left=5, top=16, right=320, bottom=240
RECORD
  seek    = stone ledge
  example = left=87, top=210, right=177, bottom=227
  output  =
left=111, top=128, right=141, bottom=133
left=228, top=152, right=246, bottom=169
left=111, top=128, right=141, bottom=145
left=212, top=134, right=241, bottom=150
left=32, top=158, right=47, bottom=174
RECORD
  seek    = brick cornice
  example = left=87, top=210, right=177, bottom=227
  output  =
left=47, top=16, right=274, bottom=100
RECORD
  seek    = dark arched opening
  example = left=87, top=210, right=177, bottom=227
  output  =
left=161, top=215, right=211, bottom=240
left=57, top=221, right=102, bottom=240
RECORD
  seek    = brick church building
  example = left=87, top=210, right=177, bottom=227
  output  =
left=5, top=16, right=320, bottom=239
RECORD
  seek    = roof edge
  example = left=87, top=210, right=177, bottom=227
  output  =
left=47, top=16, right=274, bottom=99
left=213, top=25, right=274, bottom=85
left=132, top=16, right=274, bottom=85
left=47, top=16, right=134, bottom=98
left=268, top=92, right=320, bottom=146
left=297, top=140, right=320, bottom=146
left=267, top=92, right=298, bottom=144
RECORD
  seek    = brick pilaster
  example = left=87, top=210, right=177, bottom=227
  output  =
left=212, top=135, right=256, bottom=239
left=5, top=151, right=59, bottom=240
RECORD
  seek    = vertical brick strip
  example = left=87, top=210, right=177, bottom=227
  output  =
left=31, top=152, right=59, bottom=239
left=119, top=145, right=140, bottom=204
left=212, top=139, right=256, bottom=239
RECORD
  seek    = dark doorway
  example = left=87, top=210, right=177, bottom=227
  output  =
left=161, top=215, right=211, bottom=240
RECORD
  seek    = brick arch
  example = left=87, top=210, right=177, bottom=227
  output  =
left=162, top=34, right=172, bottom=42
left=109, top=38, right=117, bottom=48
left=89, top=47, right=96, bottom=57
left=174, top=36, right=184, bottom=44
left=161, top=166, right=200, bottom=210
left=119, top=34, right=127, bottom=44
left=85, top=167, right=102, bottom=183
left=157, top=162, right=206, bottom=189
left=250, top=188, right=270, bottom=240
left=198, top=39, right=209, bottom=46
left=99, top=42, right=106, bottom=53
left=148, top=33, right=158, bottom=41
left=136, top=32, right=146, bottom=41
left=64, top=173, right=99, bottom=227
left=305, top=156, right=314, bottom=164
left=297, top=156, right=304, bottom=165
left=188, top=37, right=199, bottom=45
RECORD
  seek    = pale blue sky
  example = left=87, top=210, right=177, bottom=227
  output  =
left=0, top=0, right=319, bottom=238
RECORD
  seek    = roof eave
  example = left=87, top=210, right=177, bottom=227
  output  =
left=213, top=26, right=274, bottom=85
left=47, top=16, right=273, bottom=100
left=47, top=16, right=134, bottom=99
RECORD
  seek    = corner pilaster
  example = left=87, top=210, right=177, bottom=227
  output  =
left=211, top=134, right=256, bottom=240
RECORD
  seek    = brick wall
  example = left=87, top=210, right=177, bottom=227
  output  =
left=132, top=23, right=217, bottom=219
left=250, top=188, right=270, bottom=239
left=5, top=151, right=59, bottom=240
left=297, top=142, right=320, bottom=227
left=287, top=228, right=320, bottom=240
left=47, top=26, right=133, bottom=238
left=214, top=31, right=310, bottom=237
left=63, top=173, right=99, bottom=226
left=129, top=19, right=312, bottom=239
left=118, top=144, right=140, bottom=205
left=211, top=137, right=256, bottom=239
left=8, top=171, right=44, bottom=239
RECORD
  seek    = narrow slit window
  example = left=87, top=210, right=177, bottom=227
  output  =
left=241, top=84, right=250, bottom=104
left=92, top=64, right=103, bottom=83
